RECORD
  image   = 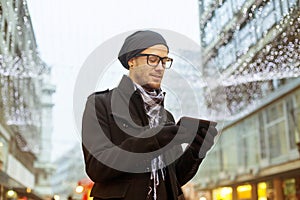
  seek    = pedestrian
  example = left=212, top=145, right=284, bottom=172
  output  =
left=81, top=30, right=218, bottom=200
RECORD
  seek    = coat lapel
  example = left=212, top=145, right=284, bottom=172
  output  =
left=111, top=75, right=149, bottom=127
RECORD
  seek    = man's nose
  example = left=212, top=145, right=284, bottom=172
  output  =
left=155, top=61, right=165, bottom=71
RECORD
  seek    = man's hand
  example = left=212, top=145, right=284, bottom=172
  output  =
left=190, top=126, right=218, bottom=158
left=154, top=124, right=190, bottom=147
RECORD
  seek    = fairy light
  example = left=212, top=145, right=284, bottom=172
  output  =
left=0, top=0, right=48, bottom=154
left=200, top=0, right=299, bottom=120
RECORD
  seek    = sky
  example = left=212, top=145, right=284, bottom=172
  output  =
left=26, top=0, right=201, bottom=161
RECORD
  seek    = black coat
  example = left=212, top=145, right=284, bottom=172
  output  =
left=82, top=75, right=203, bottom=200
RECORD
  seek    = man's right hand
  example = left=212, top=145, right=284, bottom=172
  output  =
left=154, top=124, right=191, bottom=147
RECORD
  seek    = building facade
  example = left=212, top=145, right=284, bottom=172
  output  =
left=51, top=143, right=87, bottom=200
left=194, top=0, right=300, bottom=199
left=0, top=0, right=54, bottom=199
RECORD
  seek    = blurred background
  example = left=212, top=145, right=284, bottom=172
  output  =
left=0, top=0, right=299, bottom=200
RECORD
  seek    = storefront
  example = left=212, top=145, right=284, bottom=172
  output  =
left=0, top=176, right=43, bottom=200
left=198, top=171, right=300, bottom=200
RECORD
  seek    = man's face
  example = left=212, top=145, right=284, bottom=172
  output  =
left=128, top=44, right=168, bottom=90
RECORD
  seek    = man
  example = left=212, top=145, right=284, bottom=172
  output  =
left=82, top=30, right=218, bottom=200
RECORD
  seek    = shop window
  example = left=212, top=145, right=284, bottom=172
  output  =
left=237, top=184, right=252, bottom=200
left=258, top=181, right=274, bottom=200
left=213, top=187, right=233, bottom=200
left=283, top=178, right=297, bottom=200
left=258, top=182, right=267, bottom=200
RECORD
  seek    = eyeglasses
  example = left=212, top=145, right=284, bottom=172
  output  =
left=135, top=54, right=173, bottom=69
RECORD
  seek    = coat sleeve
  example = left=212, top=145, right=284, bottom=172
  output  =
left=82, top=93, right=174, bottom=182
left=163, top=110, right=204, bottom=186
left=174, top=147, right=203, bottom=186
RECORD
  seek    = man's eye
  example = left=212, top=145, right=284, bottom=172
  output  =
left=148, top=56, right=159, bottom=63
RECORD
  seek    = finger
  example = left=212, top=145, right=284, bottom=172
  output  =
left=198, top=127, right=218, bottom=138
left=208, top=126, right=218, bottom=137
left=202, top=129, right=215, bottom=142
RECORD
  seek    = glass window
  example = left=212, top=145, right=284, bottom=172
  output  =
left=283, top=178, right=297, bottom=199
left=202, top=0, right=214, bottom=12
left=258, top=181, right=274, bottom=200
left=237, top=184, right=252, bottom=200
left=235, top=20, right=256, bottom=56
left=267, top=121, right=287, bottom=158
left=218, top=40, right=236, bottom=70
left=266, top=102, right=284, bottom=123
left=237, top=123, right=248, bottom=166
left=0, top=2, right=2, bottom=24
left=288, top=0, right=297, bottom=8
left=245, top=116, right=259, bottom=166
left=232, top=0, right=247, bottom=13
left=203, top=20, right=216, bottom=46
left=266, top=102, right=288, bottom=159
left=215, top=0, right=233, bottom=30
left=206, top=57, right=217, bottom=69
left=280, top=0, right=289, bottom=16
left=0, top=137, right=8, bottom=171
left=259, top=113, right=267, bottom=159
left=295, top=90, right=300, bottom=143
left=220, top=128, right=238, bottom=173
left=286, top=97, right=297, bottom=150
left=274, top=0, right=284, bottom=22
left=258, top=182, right=267, bottom=200
left=255, top=1, right=277, bottom=38
left=213, top=187, right=233, bottom=200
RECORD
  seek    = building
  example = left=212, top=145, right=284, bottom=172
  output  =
left=0, top=0, right=54, bottom=199
left=51, top=143, right=87, bottom=200
left=193, top=0, right=300, bottom=199
left=34, top=72, right=56, bottom=199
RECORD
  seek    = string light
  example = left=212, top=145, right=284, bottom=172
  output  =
left=0, top=0, right=48, bottom=153
left=201, top=1, right=299, bottom=120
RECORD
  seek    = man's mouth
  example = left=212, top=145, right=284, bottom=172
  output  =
left=150, top=74, right=162, bottom=79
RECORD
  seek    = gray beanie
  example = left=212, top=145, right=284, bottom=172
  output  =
left=118, top=30, right=169, bottom=69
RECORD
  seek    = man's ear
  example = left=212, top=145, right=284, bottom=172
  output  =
left=128, top=58, right=135, bottom=69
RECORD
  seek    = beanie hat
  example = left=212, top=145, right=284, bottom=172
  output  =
left=118, top=30, right=169, bottom=69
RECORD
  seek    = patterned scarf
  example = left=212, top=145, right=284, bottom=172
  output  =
left=134, top=83, right=165, bottom=200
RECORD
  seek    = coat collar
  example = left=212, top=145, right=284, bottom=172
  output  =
left=117, top=75, right=137, bottom=98
left=111, top=75, right=149, bottom=126
left=112, top=75, right=170, bottom=126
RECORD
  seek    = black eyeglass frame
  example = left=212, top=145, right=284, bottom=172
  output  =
left=134, top=53, right=173, bottom=69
